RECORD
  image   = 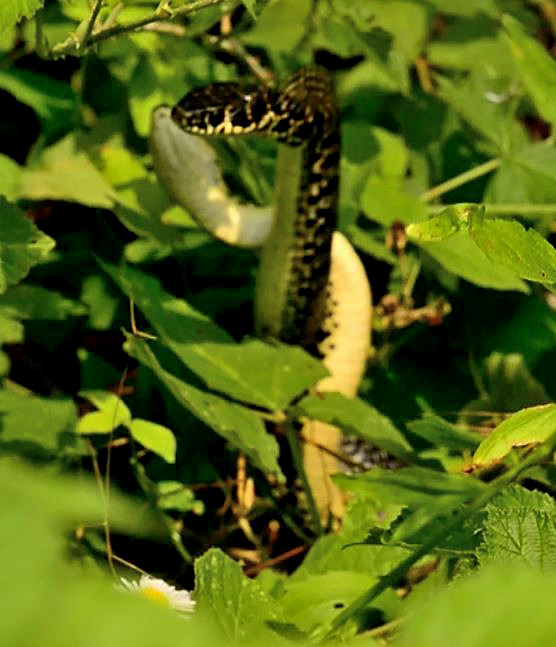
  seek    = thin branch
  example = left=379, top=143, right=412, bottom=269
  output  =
left=79, top=0, right=104, bottom=52
left=50, top=0, right=228, bottom=58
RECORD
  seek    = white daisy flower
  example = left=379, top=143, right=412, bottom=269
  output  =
left=119, top=574, right=196, bottom=614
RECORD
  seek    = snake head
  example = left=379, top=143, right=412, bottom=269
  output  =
left=172, top=82, right=277, bottom=137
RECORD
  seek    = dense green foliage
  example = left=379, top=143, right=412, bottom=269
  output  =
left=2, top=1, right=556, bottom=645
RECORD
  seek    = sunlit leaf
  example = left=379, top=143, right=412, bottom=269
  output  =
left=473, top=404, right=556, bottom=466
left=76, top=390, right=132, bottom=434
left=129, top=418, right=176, bottom=463
left=0, top=0, right=44, bottom=35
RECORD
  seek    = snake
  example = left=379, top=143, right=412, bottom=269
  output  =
left=149, top=67, right=372, bottom=528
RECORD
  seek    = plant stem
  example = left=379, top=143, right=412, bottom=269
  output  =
left=50, top=0, right=228, bottom=57
left=325, top=431, right=556, bottom=638
left=79, top=0, right=104, bottom=52
left=420, top=158, right=502, bottom=203
left=428, top=203, right=556, bottom=216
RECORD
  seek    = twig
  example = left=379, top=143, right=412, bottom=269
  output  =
left=420, top=158, right=502, bottom=203
left=79, top=0, right=104, bottom=52
left=50, top=0, right=228, bottom=58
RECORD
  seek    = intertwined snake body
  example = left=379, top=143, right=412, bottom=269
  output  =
left=151, top=67, right=371, bottom=527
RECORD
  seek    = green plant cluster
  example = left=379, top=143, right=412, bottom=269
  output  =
left=2, top=1, right=556, bottom=645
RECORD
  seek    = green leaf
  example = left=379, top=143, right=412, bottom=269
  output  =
left=0, top=198, right=55, bottom=294
left=194, top=548, right=288, bottom=645
left=102, top=261, right=326, bottom=410
left=334, top=466, right=485, bottom=507
left=280, top=571, right=376, bottom=634
left=292, top=496, right=406, bottom=580
left=418, top=232, right=529, bottom=293
left=0, top=153, right=21, bottom=200
left=469, top=218, right=556, bottom=284
left=76, top=390, right=132, bottom=434
left=407, top=415, right=479, bottom=452
left=20, top=135, right=117, bottom=208
left=241, top=0, right=257, bottom=19
left=0, top=285, right=85, bottom=319
left=0, top=311, right=23, bottom=344
left=242, top=0, right=312, bottom=52
left=479, top=485, right=556, bottom=571
left=157, top=481, right=200, bottom=513
left=125, top=335, right=282, bottom=477
left=396, top=564, right=556, bottom=647
left=295, top=392, right=413, bottom=458
left=503, top=15, right=556, bottom=127
left=435, top=74, right=524, bottom=151
left=360, top=176, right=427, bottom=226
left=0, top=0, right=44, bottom=36
left=0, top=389, right=77, bottom=455
left=129, top=419, right=176, bottom=463
left=473, top=404, right=556, bottom=466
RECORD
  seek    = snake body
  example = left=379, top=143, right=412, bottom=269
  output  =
left=150, top=68, right=371, bottom=527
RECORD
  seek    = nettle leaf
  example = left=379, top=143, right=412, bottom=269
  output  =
left=417, top=232, right=528, bottom=293
left=125, top=335, right=282, bottom=477
left=503, top=15, right=556, bottom=126
left=295, top=391, right=412, bottom=458
left=473, top=404, right=556, bottom=467
left=129, top=419, right=176, bottom=464
left=409, top=207, right=556, bottom=286
left=396, top=564, right=556, bottom=647
left=469, top=218, right=556, bottom=285
left=0, top=198, right=55, bottom=294
left=478, top=485, right=556, bottom=571
left=0, top=0, right=44, bottom=35
left=102, top=261, right=326, bottom=410
left=20, top=135, right=117, bottom=208
left=76, top=390, right=132, bottom=434
left=334, top=466, right=485, bottom=508
left=0, top=389, right=77, bottom=455
left=194, top=548, right=289, bottom=645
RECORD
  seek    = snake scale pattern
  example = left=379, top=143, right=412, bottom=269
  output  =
left=172, top=68, right=340, bottom=350
left=151, top=67, right=372, bottom=528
